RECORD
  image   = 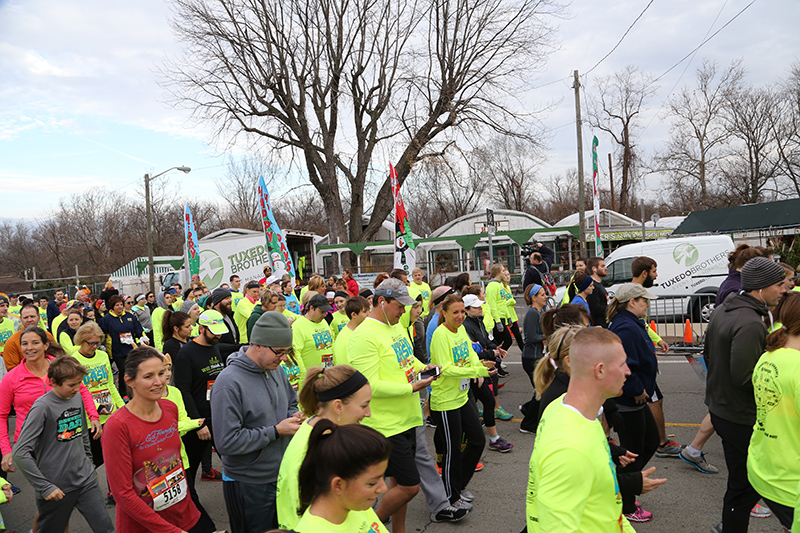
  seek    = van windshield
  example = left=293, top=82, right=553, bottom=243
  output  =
left=603, top=258, right=633, bottom=287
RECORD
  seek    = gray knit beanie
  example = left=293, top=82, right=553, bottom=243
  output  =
left=250, top=311, right=293, bottom=347
left=741, top=257, right=786, bottom=292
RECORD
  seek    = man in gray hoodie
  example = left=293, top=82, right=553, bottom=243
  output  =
left=211, top=311, right=302, bottom=533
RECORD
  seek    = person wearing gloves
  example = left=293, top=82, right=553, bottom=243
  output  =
left=429, top=294, right=493, bottom=507
left=211, top=311, right=303, bottom=533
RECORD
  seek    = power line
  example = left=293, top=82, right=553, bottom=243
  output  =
left=584, top=0, right=657, bottom=77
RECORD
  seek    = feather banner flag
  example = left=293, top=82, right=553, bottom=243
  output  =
left=391, top=164, right=416, bottom=273
left=591, top=136, right=603, bottom=257
left=258, top=175, right=297, bottom=281
left=184, top=204, right=200, bottom=277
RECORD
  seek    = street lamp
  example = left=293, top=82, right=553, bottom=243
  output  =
left=145, top=166, right=191, bottom=293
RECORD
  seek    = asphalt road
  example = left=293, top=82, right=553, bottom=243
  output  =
left=1, top=335, right=787, bottom=532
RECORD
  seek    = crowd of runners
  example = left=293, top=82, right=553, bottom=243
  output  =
left=0, top=241, right=799, bottom=532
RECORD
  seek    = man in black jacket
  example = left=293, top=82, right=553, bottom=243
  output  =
left=210, top=287, right=242, bottom=362
left=585, top=257, right=609, bottom=328
left=704, top=257, right=786, bottom=533
left=522, top=243, right=555, bottom=292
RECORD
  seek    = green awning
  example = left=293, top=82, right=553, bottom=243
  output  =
left=453, top=234, right=482, bottom=252
left=501, top=229, right=537, bottom=247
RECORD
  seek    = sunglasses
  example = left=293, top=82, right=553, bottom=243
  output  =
left=85, top=341, right=100, bottom=347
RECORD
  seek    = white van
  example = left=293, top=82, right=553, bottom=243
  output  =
left=601, top=235, right=735, bottom=321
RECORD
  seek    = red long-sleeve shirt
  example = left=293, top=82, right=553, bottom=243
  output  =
left=102, top=400, right=200, bottom=533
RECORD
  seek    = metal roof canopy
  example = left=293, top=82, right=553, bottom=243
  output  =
left=672, top=198, right=800, bottom=236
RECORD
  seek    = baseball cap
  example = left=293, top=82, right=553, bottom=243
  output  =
left=614, top=283, right=658, bottom=303
left=308, top=294, right=333, bottom=312
left=0, top=295, right=8, bottom=306
left=462, top=294, right=486, bottom=308
left=374, top=278, right=416, bottom=306
left=198, top=310, right=229, bottom=335
left=265, top=275, right=280, bottom=286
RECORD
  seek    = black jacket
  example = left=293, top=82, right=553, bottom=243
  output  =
left=609, top=309, right=657, bottom=408
left=522, top=307, right=546, bottom=360
left=586, top=280, right=609, bottom=328
left=522, top=245, right=555, bottom=290
left=704, top=291, right=769, bottom=425
left=463, top=315, right=498, bottom=361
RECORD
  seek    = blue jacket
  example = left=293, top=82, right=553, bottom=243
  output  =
left=609, top=309, right=657, bottom=407
left=98, top=311, right=144, bottom=359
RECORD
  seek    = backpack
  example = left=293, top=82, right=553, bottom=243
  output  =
left=540, top=265, right=556, bottom=297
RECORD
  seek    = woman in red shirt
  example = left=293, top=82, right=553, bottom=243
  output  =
left=342, top=269, right=359, bottom=297
left=102, top=346, right=214, bottom=533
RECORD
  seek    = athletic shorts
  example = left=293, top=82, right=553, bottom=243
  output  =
left=385, top=427, right=420, bottom=487
left=648, top=382, right=663, bottom=403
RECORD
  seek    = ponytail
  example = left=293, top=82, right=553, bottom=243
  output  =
left=765, top=327, right=787, bottom=352
left=533, top=326, right=577, bottom=399
left=298, top=365, right=360, bottom=417
left=766, top=292, right=800, bottom=352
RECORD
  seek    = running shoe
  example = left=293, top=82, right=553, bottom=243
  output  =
left=519, top=426, right=535, bottom=434
left=474, top=462, right=484, bottom=472
left=494, top=406, right=513, bottom=421
left=711, top=522, right=723, bottom=533
left=496, top=382, right=506, bottom=390
left=488, top=437, right=514, bottom=453
left=436, top=464, right=442, bottom=475
left=607, top=435, right=619, bottom=447
left=624, top=507, right=653, bottom=522
left=655, top=437, right=681, bottom=457
left=477, top=407, right=483, bottom=418
left=425, top=417, right=436, bottom=428
left=496, top=366, right=509, bottom=377
left=679, top=448, right=719, bottom=474
left=460, top=489, right=475, bottom=502
left=106, top=491, right=115, bottom=505
left=201, top=468, right=223, bottom=481
left=431, top=505, right=470, bottom=522
left=453, top=498, right=474, bottom=511
left=750, top=503, right=772, bottom=518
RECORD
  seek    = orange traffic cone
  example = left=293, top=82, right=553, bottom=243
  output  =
left=684, top=319, right=693, bottom=344
left=650, top=320, right=657, bottom=334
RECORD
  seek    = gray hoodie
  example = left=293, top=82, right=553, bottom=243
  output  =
left=210, top=347, right=298, bottom=484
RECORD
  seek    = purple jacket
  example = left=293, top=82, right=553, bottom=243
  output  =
left=716, top=270, right=741, bottom=306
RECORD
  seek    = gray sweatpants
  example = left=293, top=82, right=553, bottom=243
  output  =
left=415, top=424, right=449, bottom=515
left=35, top=476, right=114, bottom=533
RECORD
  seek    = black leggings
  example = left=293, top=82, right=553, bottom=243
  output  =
left=470, top=379, right=496, bottom=428
left=182, top=430, right=217, bottom=529
left=616, top=405, right=660, bottom=514
left=432, top=399, right=485, bottom=504
left=492, top=322, right=513, bottom=351
left=508, top=320, right=524, bottom=351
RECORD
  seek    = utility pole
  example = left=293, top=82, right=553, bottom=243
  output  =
left=145, top=173, right=155, bottom=294
left=608, top=153, right=616, bottom=212
left=486, top=208, right=495, bottom=268
left=641, top=199, right=646, bottom=243
left=573, top=70, right=587, bottom=257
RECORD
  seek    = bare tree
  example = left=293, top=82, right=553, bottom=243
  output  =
left=586, top=66, right=657, bottom=216
left=772, top=62, right=800, bottom=196
left=471, top=137, right=544, bottom=213
left=653, top=60, right=744, bottom=209
left=215, top=156, right=283, bottom=230
left=163, top=0, right=561, bottom=264
left=273, top=193, right=329, bottom=236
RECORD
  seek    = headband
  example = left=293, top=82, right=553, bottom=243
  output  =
left=317, top=371, right=369, bottom=402
left=528, top=284, right=543, bottom=298
left=433, top=288, right=455, bottom=306
left=576, top=276, right=594, bottom=292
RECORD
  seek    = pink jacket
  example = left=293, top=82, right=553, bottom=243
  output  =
left=0, top=356, right=100, bottom=455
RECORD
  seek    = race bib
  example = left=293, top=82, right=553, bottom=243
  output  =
left=91, top=389, right=113, bottom=409
left=147, top=464, right=187, bottom=512
left=119, top=332, right=134, bottom=345
left=322, top=354, right=334, bottom=369
left=206, top=380, right=215, bottom=401
left=460, top=379, right=470, bottom=391
left=404, top=366, right=417, bottom=385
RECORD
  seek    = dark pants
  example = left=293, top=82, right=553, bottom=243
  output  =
left=36, top=477, right=114, bottom=533
left=432, top=399, right=485, bottom=504
left=223, top=478, right=278, bottom=533
left=470, top=379, right=496, bottom=428
left=508, top=320, right=524, bottom=351
left=522, top=357, right=536, bottom=388
left=519, top=358, right=540, bottom=433
left=182, top=430, right=216, bottom=529
left=711, top=413, right=762, bottom=533
left=492, top=322, right=513, bottom=351
left=761, top=497, right=794, bottom=530
left=617, top=405, right=660, bottom=514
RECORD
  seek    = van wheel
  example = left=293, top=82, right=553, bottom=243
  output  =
left=692, top=296, right=715, bottom=323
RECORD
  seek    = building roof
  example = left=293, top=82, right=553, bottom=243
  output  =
left=430, top=209, right=551, bottom=238
left=556, top=209, right=640, bottom=228
left=672, top=198, right=800, bottom=235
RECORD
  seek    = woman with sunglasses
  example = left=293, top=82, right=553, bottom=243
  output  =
left=71, top=321, right=126, bottom=503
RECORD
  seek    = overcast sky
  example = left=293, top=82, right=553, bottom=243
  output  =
left=1, top=0, right=798, bottom=221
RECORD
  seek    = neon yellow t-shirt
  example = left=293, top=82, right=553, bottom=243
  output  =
left=348, top=318, right=425, bottom=437
left=163, top=385, right=203, bottom=469
left=234, top=296, right=257, bottom=344
left=329, top=311, right=349, bottom=341
left=294, top=507, right=387, bottom=533
left=333, top=325, right=354, bottom=366
left=276, top=419, right=314, bottom=529
left=292, top=315, right=334, bottom=369
left=150, top=307, right=167, bottom=351
left=230, top=290, right=244, bottom=313
left=429, top=324, right=489, bottom=411
left=0, top=317, right=19, bottom=358
left=50, top=314, right=67, bottom=339
left=528, top=396, right=635, bottom=533
left=59, top=331, right=76, bottom=353
left=481, top=304, right=495, bottom=333
left=281, top=354, right=307, bottom=393
left=485, top=280, right=507, bottom=322
left=409, top=281, right=432, bottom=317
left=70, top=348, right=126, bottom=425
left=748, top=346, right=800, bottom=531
left=38, top=308, right=48, bottom=330
left=7, top=306, right=21, bottom=321
left=504, top=283, right=519, bottom=322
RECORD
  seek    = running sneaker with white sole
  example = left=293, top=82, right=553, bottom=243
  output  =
left=750, top=503, right=772, bottom=518
left=460, top=489, right=475, bottom=502
left=679, top=447, right=719, bottom=473
left=453, top=498, right=474, bottom=511
left=494, top=406, right=513, bottom=421
left=488, top=436, right=513, bottom=453
left=624, top=507, right=653, bottom=522
left=655, top=437, right=682, bottom=457
left=431, top=505, right=470, bottom=522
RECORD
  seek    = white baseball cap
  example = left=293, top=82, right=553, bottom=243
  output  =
left=462, top=294, right=486, bottom=308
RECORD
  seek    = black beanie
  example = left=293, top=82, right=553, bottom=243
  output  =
left=741, top=257, right=786, bottom=292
